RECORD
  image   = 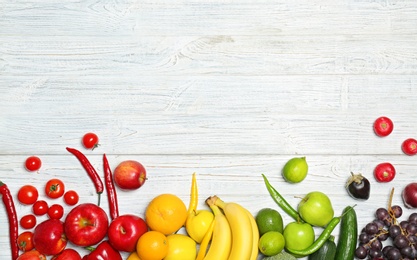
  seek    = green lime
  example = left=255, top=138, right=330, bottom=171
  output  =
left=282, top=157, right=308, bottom=183
left=258, top=231, right=285, bottom=256
left=256, top=208, right=284, bottom=236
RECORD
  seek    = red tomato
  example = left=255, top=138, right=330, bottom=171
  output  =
left=32, top=200, right=49, bottom=216
left=64, top=190, right=79, bottom=206
left=373, top=116, right=394, bottom=137
left=402, top=138, right=417, bottom=156
left=20, top=214, right=37, bottom=229
left=45, top=179, right=65, bottom=199
left=374, top=162, right=396, bottom=182
left=17, top=231, right=34, bottom=252
left=48, top=204, right=64, bottom=219
left=17, top=185, right=39, bottom=205
left=24, top=156, right=42, bottom=172
left=82, top=132, right=100, bottom=150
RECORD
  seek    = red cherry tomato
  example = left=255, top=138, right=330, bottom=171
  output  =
left=63, top=190, right=79, bottom=206
left=32, top=200, right=49, bottom=216
left=48, top=204, right=64, bottom=219
left=374, top=162, right=396, bottom=182
left=45, top=179, right=65, bottom=199
left=82, top=132, right=100, bottom=150
left=24, top=156, right=42, bottom=171
left=20, top=214, right=37, bottom=229
left=402, top=138, right=417, bottom=156
left=17, top=231, right=34, bottom=252
left=17, top=185, right=39, bottom=205
left=373, top=116, right=394, bottom=137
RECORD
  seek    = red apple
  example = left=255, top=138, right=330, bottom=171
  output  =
left=108, top=214, right=148, bottom=252
left=51, top=248, right=82, bottom=260
left=17, top=250, right=46, bottom=260
left=64, top=203, right=109, bottom=247
left=33, top=219, right=67, bottom=256
left=113, top=160, right=146, bottom=190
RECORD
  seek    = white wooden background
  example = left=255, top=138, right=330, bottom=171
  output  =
left=1, top=0, right=417, bottom=259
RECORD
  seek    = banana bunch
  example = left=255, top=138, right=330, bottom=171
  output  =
left=197, top=195, right=259, bottom=260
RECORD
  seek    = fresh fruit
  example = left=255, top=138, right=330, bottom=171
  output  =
left=298, top=191, right=334, bottom=227
left=32, top=200, right=49, bottom=216
left=17, top=231, right=34, bottom=252
left=374, top=162, right=396, bottom=182
left=17, top=185, right=39, bottom=205
left=402, top=182, right=417, bottom=208
left=24, top=156, right=42, bottom=172
left=63, top=190, right=79, bottom=206
left=256, top=208, right=284, bottom=235
left=82, top=132, right=99, bottom=150
left=185, top=173, right=214, bottom=244
left=259, top=231, right=285, bottom=256
left=33, top=219, right=67, bottom=256
left=211, top=196, right=254, bottom=260
left=136, top=231, right=169, bottom=260
left=195, top=220, right=214, bottom=260
left=402, top=138, right=417, bottom=155
left=346, top=172, right=370, bottom=200
left=113, top=160, right=147, bottom=190
left=51, top=248, right=82, bottom=260
left=108, top=214, right=148, bottom=252
left=283, top=221, right=315, bottom=252
left=203, top=199, right=232, bottom=260
left=245, top=207, right=260, bottom=260
left=165, top=234, right=197, bottom=260
left=16, top=250, right=46, bottom=260
left=127, top=251, right=141, bottom=260
left=64, top=203, right=109, bottom=247
left=20, top=214, right=37, bottom=229
left=373, top=116, right=394, bottom=137
left=145, top=193, right=187, bottom=235
left=45, top=179, right=65, bottom=199
left=282, top=157, right=308, bottom=183
left=47, top=204, right=64, bottom=219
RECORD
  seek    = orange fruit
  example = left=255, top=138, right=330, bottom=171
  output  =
left=136, top=231, right=168, bottom=260
left=127, top=251, right=141, bottom=260
left=145, top=193, right=187, bottom=235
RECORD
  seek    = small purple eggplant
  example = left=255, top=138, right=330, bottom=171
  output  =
left=346, top=172, right=370, bottom=200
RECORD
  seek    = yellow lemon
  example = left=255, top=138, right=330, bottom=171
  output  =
left=127, top=251, right=141, bottom=260
left=164, top=234, right=196, bottom=260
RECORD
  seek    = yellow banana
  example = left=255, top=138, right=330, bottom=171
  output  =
left=204, top=198, right=232, bottom=260
left=245, top=208, right=260, bottom=260
left=196, top=219, right=214, bottom=260
left=212, top=196, right=253, bottom=260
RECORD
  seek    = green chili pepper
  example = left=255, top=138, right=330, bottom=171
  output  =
left=286, top=217, right=341, bottom=257
left=262, top=174, right=302, bottom=222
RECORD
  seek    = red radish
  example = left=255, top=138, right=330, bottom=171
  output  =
left=402, top=138, right=417, bottom=156
left=402, top=183, right=417, bottom=208
left=374, top=162, right=396, bottom=183
left=373, top=116, right=394, bottom=137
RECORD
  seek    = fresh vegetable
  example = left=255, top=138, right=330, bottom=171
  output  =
left=0, top=181, right=19, bottom=260
left=47, top=204, right=64, bottom=219
left=262, top=174, right=302, bottom=222
left=308, top=235, right=336, bottom=260
left=345, top=172, right=370, bottom=200
left=20, top=214, right=37, bottom=229
left=66, top=147, right=104, bottom=205
left=16, top=250, right=46, bottom=260
left=401, top=138, right=417, bottom=156
left=402, top=182, right=417, bottom=208
left=285, top=217, right=340, bottom=257
left=63, top=190, right=79, bottom=206
left=82, top=132, right=100, bottom=150
left=335, top=206, right=357, bottom=260
left=17, top=231, right=34, bottom=252
left=45, top=178, right=65, bottom=199
left=262, top=251, right=297, bottom=260
left=374, top=162, right=396, bottom=182
left=32, top=200, right=49, bottom=216
left=24, top=156, right=42, bottom=172
left=17, top=185, right=39, bottom=205
left=373, top=116, right=394, bottom=137
left=84, top=240, right=122, bottom=260
left=103, top=153, right=119, bottom=220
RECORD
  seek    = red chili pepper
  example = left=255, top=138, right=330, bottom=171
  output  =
left=103, top=154, right=119, bottom=220
left=66, top=147, right=104, bottom=206
left=84, top=241, right=122, bottom=260
left=0, top=181, right=19, bottom=260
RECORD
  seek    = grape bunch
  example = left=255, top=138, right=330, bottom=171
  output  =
left=355, top=204, right=417, bottom=260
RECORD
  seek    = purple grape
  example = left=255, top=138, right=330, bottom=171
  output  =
left=359, top=232, right=371, bottom=243
left=366, top=222, right=379, bottom=235
left=376, top=207, right=389, bottom=221
left=394, top=234, right=409, bottom=249
left=406, top=222, right=417, bottom=235
left=409, top=212, right=417, bottom=223
left=391, top=205, right=403, bottom=218
left=354, top=245, right=368, bottom=259
left=386, top=247, right=401, bottom=260
left=389, top=225, right=402, bottom=238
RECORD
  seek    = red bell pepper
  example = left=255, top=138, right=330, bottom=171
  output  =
left=84, top=241, right=122, bottom=260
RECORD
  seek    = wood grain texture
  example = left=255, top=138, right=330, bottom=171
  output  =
left=1, top=0, right=417, bottom=259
